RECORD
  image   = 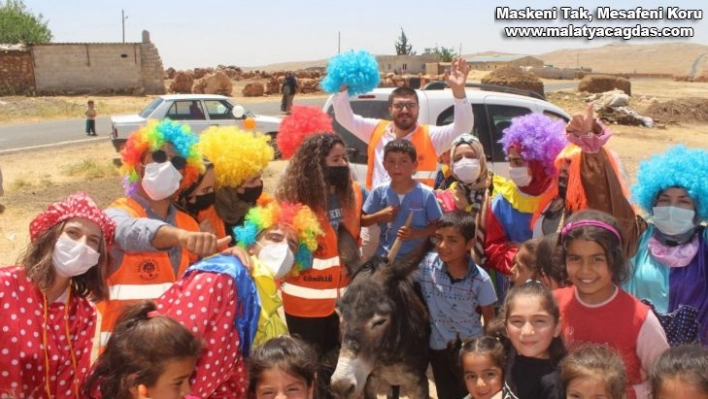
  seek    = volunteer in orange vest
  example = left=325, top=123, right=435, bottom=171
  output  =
left=100, top=119, right=230, bottom=346
left=177, top=126, right=275, bottom=244
left=332, top=56, right=474, bottom=190
left=276, top=132, right=363, bottom=364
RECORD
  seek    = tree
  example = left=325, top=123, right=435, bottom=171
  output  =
left=0, top=0, right=52, bottom=44
left=425, top=45, right=457, bottom=62
left=395, top=28, right=415, bottom=56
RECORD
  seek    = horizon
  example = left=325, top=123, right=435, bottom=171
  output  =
left=19, top=0, right=708, bottom=70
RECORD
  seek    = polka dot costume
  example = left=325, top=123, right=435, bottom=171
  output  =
left=157, top=272, right=248, bottom=398
left=0, top=267, right=95, bottom=398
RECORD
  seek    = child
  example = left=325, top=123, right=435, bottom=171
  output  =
left=555, top=209, right=670, bottom=399
left=417, top=210, right=497, bottom=399
left=650, top=345, right=708, bottom=399
left=535, top=232, right=567, bottom=289
left=460, top=336, right=505, bottom=399
left=85, top=99, right=97, bottom=136
left=83, top=300, right=202, bottom=399
left=561, top=344, right=627, bottom=399
left=363, top=139, right=443, bottom=261
left=248, top=336, right=318, bottom=399
left=496, top=282, right=566, bottom=399
left=510, top=237, right=541, bottom=286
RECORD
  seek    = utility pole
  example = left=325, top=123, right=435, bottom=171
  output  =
left=122, top=10, right=128, bottom=43
left=338, top=31, right=341, bottom=54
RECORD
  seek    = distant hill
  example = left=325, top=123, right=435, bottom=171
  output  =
left=241, top=42, right=708, bottom=76
left=539, top=42, right=708, bottom=76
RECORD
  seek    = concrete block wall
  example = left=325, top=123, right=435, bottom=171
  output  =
left=0, top=50, right=34, bottom=94
left=32, top=43, right=144, bottom=94
left=140, top=31, right=166, bottom=94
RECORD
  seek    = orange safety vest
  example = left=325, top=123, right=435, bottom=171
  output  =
left=97, top=197, right=199, bottom=346
left=366, top=121, right=437, bottom=190
left=281, top=182, right=363, bottom=318
left=197, top=205, right=227, bottom=240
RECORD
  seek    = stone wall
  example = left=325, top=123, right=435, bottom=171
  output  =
left=0, top=30, right=165, bottom=96
left=0, top=45, right=35, bottom=95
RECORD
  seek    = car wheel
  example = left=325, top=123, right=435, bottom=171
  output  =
left=268, top=132, right=282, bottom=159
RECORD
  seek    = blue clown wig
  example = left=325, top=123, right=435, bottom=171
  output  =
left=320, top=50, right=380, bottom=96
left=632, top=145, right=708, bottom=220
left=498, top=113, right=568, bottom=176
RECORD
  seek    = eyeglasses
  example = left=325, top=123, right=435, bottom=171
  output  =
left=391, top=102, right=418, bottom=110
left=151, top=150, right=186, bottom=170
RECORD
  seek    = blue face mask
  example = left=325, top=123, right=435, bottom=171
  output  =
left=652, top=206, right=696, bottom=236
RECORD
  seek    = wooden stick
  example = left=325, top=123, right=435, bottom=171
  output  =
left=387, top=211, right=414, bottom=262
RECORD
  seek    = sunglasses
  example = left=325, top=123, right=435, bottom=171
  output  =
left=151, top=150, right=186, bottom=170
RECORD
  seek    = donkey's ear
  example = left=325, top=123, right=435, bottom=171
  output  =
left=389, top=238, right=434, bottom=279
left=337, top=225, right=361, bottom=276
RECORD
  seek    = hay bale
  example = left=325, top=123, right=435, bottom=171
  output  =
left=578, top=75, right=631, bottom=96
left=480, top=66, right=544, bottom=97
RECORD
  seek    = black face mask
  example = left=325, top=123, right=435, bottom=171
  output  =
left=237, top=185, right=263, bottom=203
left=186, top=192, right=216, bottom=214
left=326, top=166, right=350, bottom=188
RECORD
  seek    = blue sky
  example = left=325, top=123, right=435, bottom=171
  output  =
left=20, top=0, right=707, bottom=70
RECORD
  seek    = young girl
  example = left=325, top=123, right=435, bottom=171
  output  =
left=561, top=344, right=627, bottom=399
left=460, top=336, right=506, bottom=399
left=0, top=192, right=114, bottom=398
left=510, top=237, right=541, bottom=286
left=650, top=345, right=708, bottom=399
left=83, top=300, right=202, bottom=399
left=495, top=282, right=566, bottom=399
left=555, top=209, right=669, bottom=399
left=535, top=233, right=567, bottom=289
left=248, top=336, right=318, bottom=399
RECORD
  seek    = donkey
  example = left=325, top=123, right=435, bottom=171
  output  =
left=330, top=228, right=431, bottom=399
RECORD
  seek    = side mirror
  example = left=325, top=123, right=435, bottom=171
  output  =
left=231, top=105, right=246, bottom=119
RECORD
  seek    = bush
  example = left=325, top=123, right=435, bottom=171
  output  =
left=578, top=75, right=631, bottom=96
left=481, top=66, right=544, bottom=97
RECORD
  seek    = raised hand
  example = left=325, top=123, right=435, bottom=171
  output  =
left=444, top=57, right=471, bottom=98
left=567, top=103, right=596, bottom=136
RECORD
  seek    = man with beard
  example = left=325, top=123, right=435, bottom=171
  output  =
left=332, top=57, right=474, bottom=191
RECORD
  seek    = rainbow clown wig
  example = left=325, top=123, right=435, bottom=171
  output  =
left=233, top=201, right=323, bottom=274
left=120, top=119, right=204, bottom=196
left=499, top=113, right=568, bottom=176
left=276, top=105, right=334, bottom=160
left=632, top=145, right=708, bottom=221
left=198, top=126, right=274, bottom=188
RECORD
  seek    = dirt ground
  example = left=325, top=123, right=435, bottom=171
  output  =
left=2, top=78, right=708, bottom=265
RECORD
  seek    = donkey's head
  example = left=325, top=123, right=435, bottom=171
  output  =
left=330, top=227, right=430, bottom=399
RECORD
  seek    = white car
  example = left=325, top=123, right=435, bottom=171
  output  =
left=110, top=94, right=282, bottom=154
left=323, top=85, right=571, bottom=182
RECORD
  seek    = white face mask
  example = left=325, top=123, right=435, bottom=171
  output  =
left=652, top=206, right=696, bottom=236
left=509, top=166, right=532, bottom=187
left=452, top=158, right=482, bottom=184
left=257, top=242, right=295, bottom=279
left=141, top=162, right=183, bottom=201
left=52, top=235, right=101, bottom=278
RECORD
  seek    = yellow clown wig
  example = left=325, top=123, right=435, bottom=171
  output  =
left=233, top=201, right=323, bottom=274
left=120, top=119, right=204, bottom=196
left=198, top=126, right=274, bottom=188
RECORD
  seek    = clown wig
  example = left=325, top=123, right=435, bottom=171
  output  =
left=632, top=145, right=708, bottom=221
left=198, top=126, right=274, bottom=188
left=276, top=105, right=334, bottom=160
left=320, top=50, right=381, bottom=96
left=498, top=113, right=568, bottom=176
left=120, top=119, right=204, bottom=196
left=233, top=202, right=323, bottom=274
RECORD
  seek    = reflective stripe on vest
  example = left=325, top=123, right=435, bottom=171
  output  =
left=108, top=282, right=173, bottom=301
left=312, top=256, right=340, bottom=270
left=366, top=121, right=437, bottom=189
left=282, top=181, right=363, bottom=318
left=98, top=197, right=200, bottom=341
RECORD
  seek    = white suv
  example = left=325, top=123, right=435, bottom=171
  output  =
left=323, top=85, right=570, bottom=182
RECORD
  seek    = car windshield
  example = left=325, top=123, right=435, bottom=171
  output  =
left=139, top=98, right=164, bottom=118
